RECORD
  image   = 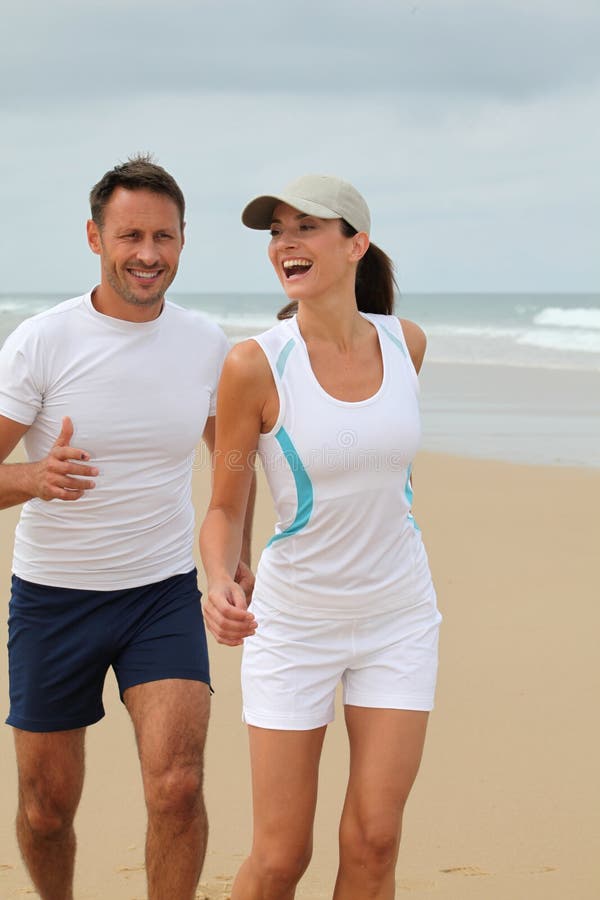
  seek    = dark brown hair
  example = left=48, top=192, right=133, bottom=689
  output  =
left=89, top=153, right=185, bottom=229
left=277, top=219, right=396, bottom=320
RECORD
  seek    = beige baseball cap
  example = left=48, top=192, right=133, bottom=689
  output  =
left=242, top=174, right=371, bottom=235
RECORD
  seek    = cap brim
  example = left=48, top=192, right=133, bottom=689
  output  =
left=242, top=193, right=340, bottom=230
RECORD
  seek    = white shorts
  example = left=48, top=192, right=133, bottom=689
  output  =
left=241, top=592, right=442, bottom=730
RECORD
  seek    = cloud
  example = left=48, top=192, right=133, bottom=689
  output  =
left=2, top=0, right=599, bottom=107
left=1, top=78, right=597, bottom=293
left=1, top=0, right=598, bottom=292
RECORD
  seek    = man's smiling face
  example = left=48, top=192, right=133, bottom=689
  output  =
left=87, top=187, right=184, bottom=318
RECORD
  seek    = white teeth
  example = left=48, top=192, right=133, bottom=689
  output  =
left=130, top=270, right=160, bottom=279
left=283, top=259, right=312, bottom=269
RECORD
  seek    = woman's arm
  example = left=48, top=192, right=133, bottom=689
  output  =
left=202, top=414, right=256, bottom=604
left=200, top=340, right=273, bottom=646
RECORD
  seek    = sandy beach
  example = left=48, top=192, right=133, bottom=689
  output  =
left=1, top=450, right=598, bottom=899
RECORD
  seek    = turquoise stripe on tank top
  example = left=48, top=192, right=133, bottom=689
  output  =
left=404, top=463, right=420, bottom=531
left=266, top=427, right=314, bottom=547
left=381, top=323, right=407, bottom=357
left=276, top=338, right=296, bottom=377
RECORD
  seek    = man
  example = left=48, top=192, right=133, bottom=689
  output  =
left=0, top=155, right=252, bottom=900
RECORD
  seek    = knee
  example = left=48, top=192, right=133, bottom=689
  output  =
left=145, top=763, right=204, bottom=820
left=361, top=828, right=399, bottom=873
left=19, top=791, right=77, bottom=840
left=253, top=843, right=312, bottom=892
left=341, top=821, right=400, bottom=876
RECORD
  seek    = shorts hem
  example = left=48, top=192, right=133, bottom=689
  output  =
left=344, top=692, right=435, bottom=712
left=242, top=708, right=333, bottom=731
left=118, top=670, right=211, bottom=701
left=5, top=709, right=105, bottom=733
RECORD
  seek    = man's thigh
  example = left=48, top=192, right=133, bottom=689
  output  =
left=124, top=679, right=210, bottom=778
left=14, top=728, right=86, bottom=816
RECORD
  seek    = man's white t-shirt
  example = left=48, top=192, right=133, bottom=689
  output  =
left=0, top=292, right=229, bottom=590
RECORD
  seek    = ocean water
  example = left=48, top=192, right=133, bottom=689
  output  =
left=1, top=291, right=599, bottom=467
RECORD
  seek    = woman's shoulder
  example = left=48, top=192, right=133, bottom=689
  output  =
left=364, top=312, right=427, bottom=372
left=242, top=316, right=300, bottom=371
left=398, top=318, right=427, bottom=374
left=224, top=338, right=270, bottom=378
left=226, top=326, right=295, bottom=388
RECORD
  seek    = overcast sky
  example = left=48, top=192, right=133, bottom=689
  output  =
left=1, top=0, right=598, bottom=294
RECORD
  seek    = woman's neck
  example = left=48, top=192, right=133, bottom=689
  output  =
left=295, top=296, right=370, bottom=350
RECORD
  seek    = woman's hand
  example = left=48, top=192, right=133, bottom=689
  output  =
left=203, top=577, right=257, bottom=646
left=235, top=560, right=255, bottom=605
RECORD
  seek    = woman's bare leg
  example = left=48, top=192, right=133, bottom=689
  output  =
left=232, top=725, right=327, bottom=900
left=333, top=707, right=429, bottom=899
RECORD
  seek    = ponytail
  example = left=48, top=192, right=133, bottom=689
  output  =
left=277, top=219, right=396, bottom=320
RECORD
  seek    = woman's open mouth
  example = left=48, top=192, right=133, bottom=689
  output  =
left=282, top=259, right=313, bottom=279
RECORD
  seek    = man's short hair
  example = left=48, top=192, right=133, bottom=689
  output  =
left=89, top=153, right=185, bottom=229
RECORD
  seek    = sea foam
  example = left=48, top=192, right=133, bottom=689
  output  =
left=533, top=307, right=600, bottom=330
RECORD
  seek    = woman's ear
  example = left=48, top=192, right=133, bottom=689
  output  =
left=349, top=231, right=370, bottom=262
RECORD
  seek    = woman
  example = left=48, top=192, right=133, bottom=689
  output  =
left=200, top=174, right=442, bottom=899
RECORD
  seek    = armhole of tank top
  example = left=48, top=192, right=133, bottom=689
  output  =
left=395, top=318, right=421, bottom=396
left=249, top=337, right=286, bottom=438
left=366, top=313, right=421, bottom=397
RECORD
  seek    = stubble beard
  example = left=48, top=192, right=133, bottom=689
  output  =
left=106, top=265, right=175, bottom=309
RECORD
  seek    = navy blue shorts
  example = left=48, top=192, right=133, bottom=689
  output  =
left=6, top=569, right=210, bottom=733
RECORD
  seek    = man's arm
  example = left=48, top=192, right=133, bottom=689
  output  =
left=0, top=415, right=98, bottom=510
left=0, top=416, right=34, bottom=509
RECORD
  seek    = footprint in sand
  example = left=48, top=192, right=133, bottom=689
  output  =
left=441, top=865, right=491, bottom=876
left=116, top=863, right=146, bottom=876
left=397, top=878, right=438, bottom=890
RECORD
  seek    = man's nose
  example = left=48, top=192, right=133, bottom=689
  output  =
left=136, top=238, right=160, bottom=266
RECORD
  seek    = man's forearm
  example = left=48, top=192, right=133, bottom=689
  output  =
left=0, top=462, right=36, bottom=510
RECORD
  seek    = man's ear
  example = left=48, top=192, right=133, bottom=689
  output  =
left=86, top=219, right=102, bottom=255
left=181, top=220, right=186, bottom=250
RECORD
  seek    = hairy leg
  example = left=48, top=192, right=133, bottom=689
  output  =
left=232, top=725, right=327, bottom=900
left=333, top=707, right=429, bottom=899
left=125, top=678, right=210, bottom=900
left=14, top=727, right=86, bottom=900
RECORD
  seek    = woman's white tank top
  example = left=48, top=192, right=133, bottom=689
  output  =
left=252, top=312, right=434, bottom=617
